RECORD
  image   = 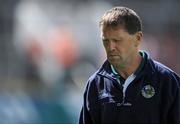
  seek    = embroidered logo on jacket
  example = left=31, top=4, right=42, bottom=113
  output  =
left=99, top=90, right=114, bottom=100
left=141, top=85, right=155, bottom=98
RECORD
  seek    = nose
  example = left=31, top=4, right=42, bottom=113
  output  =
left=108, top=41, right=116, bottom=51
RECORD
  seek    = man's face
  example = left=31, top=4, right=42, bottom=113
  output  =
left=101, top=26, right=141, bottom=68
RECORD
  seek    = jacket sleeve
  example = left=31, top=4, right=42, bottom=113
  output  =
left=167, top=74, right=180, bottom=124
left=79, top=85, right=94, bottom=124
left=78, top=77, right=100, bottom=124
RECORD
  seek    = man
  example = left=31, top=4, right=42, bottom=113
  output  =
left=79, top=6, right=180, bottom=124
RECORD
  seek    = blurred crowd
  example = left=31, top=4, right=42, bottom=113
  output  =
left=0, top=0, right=179, bottom=123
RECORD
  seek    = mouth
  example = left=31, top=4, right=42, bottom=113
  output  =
left=108, top=55, right=119, bottom=60
left=109, top=55, right=118, bottom=57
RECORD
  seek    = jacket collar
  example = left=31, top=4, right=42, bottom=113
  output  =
left=97, top=51, right=156, bottom=80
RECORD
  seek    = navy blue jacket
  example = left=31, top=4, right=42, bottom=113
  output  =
left=79, top=56, right=180, bottom=124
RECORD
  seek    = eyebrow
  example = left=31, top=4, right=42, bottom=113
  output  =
left=115, top=37, right=123, bottom=41
left=101, top=34, right=123, bottom=41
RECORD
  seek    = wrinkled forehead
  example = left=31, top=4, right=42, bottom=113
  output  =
left=100, top=25, right=126, bottom=36
left=100, top=21, right=125, bottom=32
left=100, top=26, right=128, bottom=39
left=101, top=24, right=124, bottom=30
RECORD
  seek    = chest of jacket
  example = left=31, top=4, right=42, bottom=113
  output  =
left=95, top=75, right=161, bottom=123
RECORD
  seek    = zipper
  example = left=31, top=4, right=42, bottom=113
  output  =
left=98, top=73, right=136, bottom=106
left=97, top=73, right=123, bottom=89
left=97, top=73, right=124, bottom=101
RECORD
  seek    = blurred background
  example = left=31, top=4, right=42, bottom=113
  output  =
left=0, top=0, right=179, bottom=123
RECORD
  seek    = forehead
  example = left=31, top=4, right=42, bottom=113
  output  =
left=101, top=26, right=129, bottom=38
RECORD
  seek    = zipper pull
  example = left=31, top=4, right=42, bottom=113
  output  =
left=122, top=93, right=125, bottom=104
left=117, top=95, right=125, bottom=107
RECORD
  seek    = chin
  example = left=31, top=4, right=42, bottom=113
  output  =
left=108, top=58, right=124, bottom=67
left=108, top=59, right=119, bottom=66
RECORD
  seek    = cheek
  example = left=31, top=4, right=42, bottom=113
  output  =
left=120, top=43, right=134, bottom=55
left=103, top=45, right=108, bottom=50
left=130, top=37, right=138, bottom=47
left=132, top=40, right=138, bottom=47
left=127, top=40, right=136, bottom=49
left=103, top=46, right=109, bottom=54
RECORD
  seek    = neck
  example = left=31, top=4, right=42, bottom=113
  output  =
left=115, top=53, right=142, bottom=79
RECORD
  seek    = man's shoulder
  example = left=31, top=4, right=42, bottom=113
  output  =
left=151, top=59, right=180, bottom=80
left=86, top=60, right=109, bottom=85
left=153, top=60, right=176, bottom=74
left=146, top=59, right=180, bottom=91
left=87, top=70, right=99, bottom=83
left=83, top=70, right=101, bottom=93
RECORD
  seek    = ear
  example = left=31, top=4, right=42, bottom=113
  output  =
left=136, top=31, right=143, bottom=41
left=134, top=31, right=143, bottom=47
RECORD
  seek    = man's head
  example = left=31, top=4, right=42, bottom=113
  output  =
left=99, top=6, right=143, bottom=68
left=99, top=6, right=142, bottom=35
